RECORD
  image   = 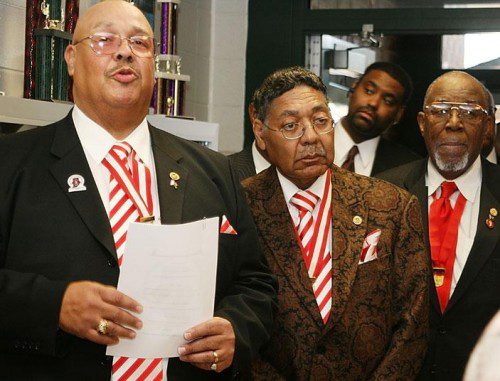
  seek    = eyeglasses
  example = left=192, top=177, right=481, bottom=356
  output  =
left=424, top=102, right=489, bottom=121
left=263, top=117, right=334, bottom=140
left=73, top=32, right=155, bottom=58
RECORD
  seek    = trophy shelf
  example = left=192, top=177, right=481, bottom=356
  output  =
left=0, top=96, right=72, bottom=126
left=0, top=96, right=219, bottom=151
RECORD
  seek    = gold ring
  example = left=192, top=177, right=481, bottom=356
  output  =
left=97, top=319, right=109, bottom=335
left=213, top=350, right=219, bottom=363
left=210, top=362, right=217, bottom=371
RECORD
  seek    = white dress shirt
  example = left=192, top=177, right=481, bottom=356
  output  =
left=334, top=119, right=380, bottom=176
left=252, top=141, right=271, bottom=174
left=72, top=106, right=161, bottom=221
left=276, top=169, right=332, bottom=253
left=73, top=106, right=167, bottom=374
left=426, top=156, right=482, bottom=295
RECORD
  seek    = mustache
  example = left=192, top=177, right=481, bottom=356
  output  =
left=296, top=144, right=327, bottom=159
left=105, top=65, right=139, bottom=78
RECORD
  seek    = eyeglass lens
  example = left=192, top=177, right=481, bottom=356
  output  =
left=428, top=103, right=485, bottom=120
left=90, top=33, right=154, bottom=57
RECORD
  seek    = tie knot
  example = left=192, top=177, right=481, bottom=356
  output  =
left=346, top=145, right=359, bottom=160
left=291, top=190, right=319, bottom=214
left=440, top=181, right=458, bottom=199
left=110, top=141, right=133, bottom=160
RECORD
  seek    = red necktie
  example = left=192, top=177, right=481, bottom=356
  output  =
left=290, top=169, right=333, bottom=323
left=102, top=142, right=164, bottom=381
left=341, top=145, right=359, bottom=172
left=428, top=181, right=466, bottom=313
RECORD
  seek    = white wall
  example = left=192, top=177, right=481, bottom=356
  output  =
left=0, top=0, right=248, bottom=154
left=177, top=0, right=248, bottom=154
left=0, top=0, right=26, bottom=97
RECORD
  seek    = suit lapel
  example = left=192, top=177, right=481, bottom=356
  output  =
left=371, top=138, right=390, bottom=176
left=49, top=114, right=116, bottom=260
left=446, top=161, right=500, bottom=312
left=149, top=125, right=188, bottom=224
left=324, top=167, right=367, bottom=333
left=257, top=169, right=324, bottom=327
left=406, top=160, right=441, bottom=314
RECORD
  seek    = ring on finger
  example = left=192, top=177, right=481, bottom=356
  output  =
left=97, top=319, right=109, bottom=335
left=213, top=350, right=219, bottom=364
left=210, top=362, right=217, bottom=371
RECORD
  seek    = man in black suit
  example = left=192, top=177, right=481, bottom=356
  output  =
left=0, top=1, right=276, bottom=380
left=334, top=61, right=420, bottom=177
left=379, top=71, right=500, bottom=380
left=229, top=102, right=271, bottom=181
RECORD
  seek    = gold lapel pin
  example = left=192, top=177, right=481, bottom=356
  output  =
left=169, top=171, right=180, bottom=189
left=486, top=207, right=497, bottom=229
left=353, top=215, right=363, bottom=225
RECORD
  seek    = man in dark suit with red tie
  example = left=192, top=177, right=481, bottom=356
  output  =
left=379, top=71, right=500, bottom=380
left=0, top=2, right=276, bottom=380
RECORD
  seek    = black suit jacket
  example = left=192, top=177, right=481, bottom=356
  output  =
left=371, top=137, right=422, bottom=177
left=228, top=145, right=256, bottom=182
left=0, top=113, right=277, bottom=380
left=379, top=158, right=500, bottom=380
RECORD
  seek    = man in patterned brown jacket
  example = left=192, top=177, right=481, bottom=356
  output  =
left=242, top=66, right=429, bottom=380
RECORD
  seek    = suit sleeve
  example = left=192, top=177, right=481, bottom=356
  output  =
left=0, top=147, right=70, bottom=357
left=371, top=194, right=430, bottom=380
left=213, top=161, right=278, bottom=379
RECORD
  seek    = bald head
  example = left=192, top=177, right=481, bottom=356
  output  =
left=73, top=0, right=153, bottom=43
left=423, top=71, right=488, bottom=108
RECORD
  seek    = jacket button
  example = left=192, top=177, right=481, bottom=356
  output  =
left=107, top=259, right=116, bottom=268
left=438, top=327, right=447, bottom=334
left=100, top=356, right=112, bottom=367
left=430, top=364, right=438, bottom=374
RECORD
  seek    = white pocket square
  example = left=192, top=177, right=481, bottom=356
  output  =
left=358, top=229, right=382, bottom=264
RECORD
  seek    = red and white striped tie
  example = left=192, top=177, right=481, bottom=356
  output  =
left=290, top=169, right=332, bottom=323
left=102, top=142, right=164, bottom=381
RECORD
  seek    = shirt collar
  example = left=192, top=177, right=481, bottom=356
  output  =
left=485, top=148, right=498, bottom=164
left=252, top=141, right=271, bottom=174
left=335, top=118, right=380, bottom=168
left=426, top=155, right=482, bottom=202
left=72, top=105, right=151, bottom=166
left=276, top=168, right=328, bottom=206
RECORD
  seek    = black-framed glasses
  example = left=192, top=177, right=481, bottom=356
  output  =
left=73, top=32, right=155, bottom=58
left=263, top=117, right=334, bottom=140
left=424, top=102, right=489, bottom=121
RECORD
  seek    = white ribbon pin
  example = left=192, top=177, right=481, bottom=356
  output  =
left=67, top=174, right=87, bottom=193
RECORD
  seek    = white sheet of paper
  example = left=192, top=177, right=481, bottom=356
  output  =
left=106, top=217, right=219, bottom=358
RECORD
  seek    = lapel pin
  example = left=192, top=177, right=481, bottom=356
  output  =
left=486, top=207, right=497, bottom=229
left=67, top=174, right=87, bottom=193
left=353, top=215, right=363, bottom=225
left=169, top=171, right=180, bottom=189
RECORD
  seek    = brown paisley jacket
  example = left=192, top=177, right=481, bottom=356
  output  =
left=242, top=165, right=429, bottom=381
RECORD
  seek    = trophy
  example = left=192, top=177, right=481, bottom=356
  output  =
left=24, top=0, right=74, bottom=101
left=152, top=0, right=190, bottom=116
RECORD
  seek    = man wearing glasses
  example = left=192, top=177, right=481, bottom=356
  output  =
left=380, top=71, right=500, bottom=380
left=0, top=1, right=277, bottom=380
left=242, top=66, right=429, bottom=380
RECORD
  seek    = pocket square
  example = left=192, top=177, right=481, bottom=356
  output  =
left=358, top=229, right=382, bottom=264
left=220, top=215, right=237, bottom=235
